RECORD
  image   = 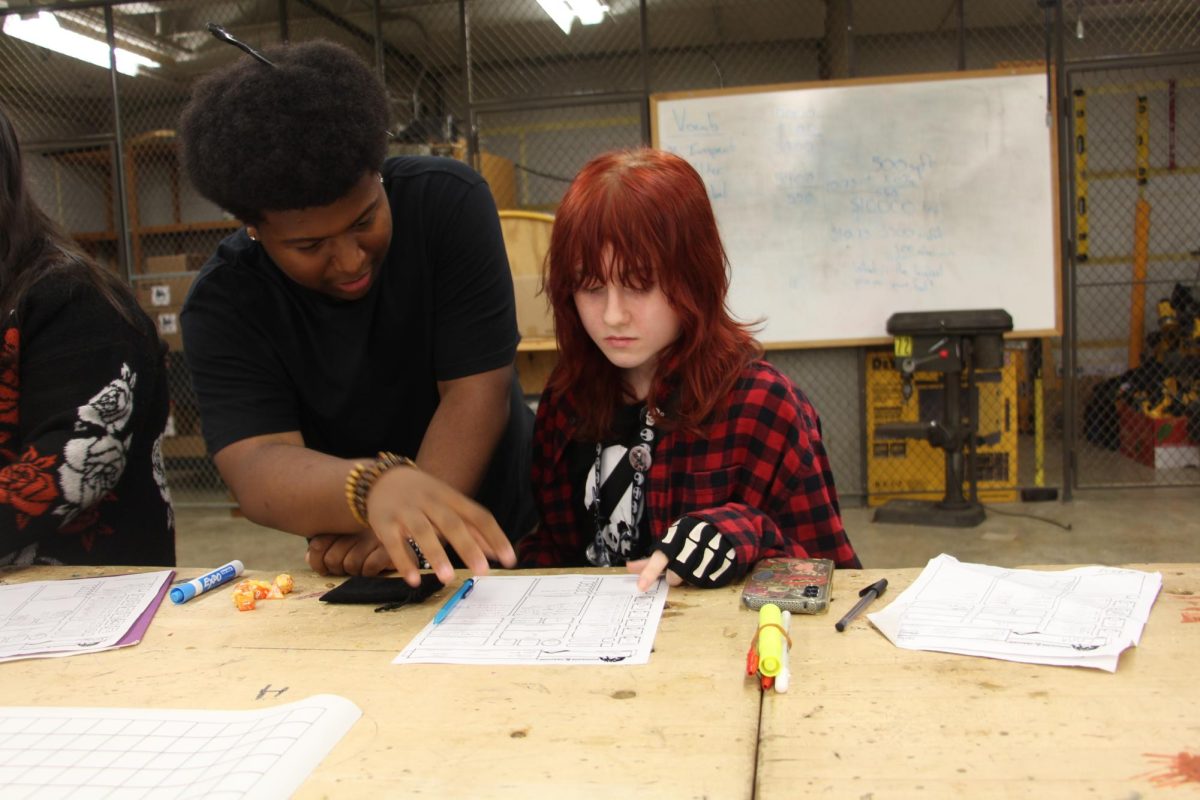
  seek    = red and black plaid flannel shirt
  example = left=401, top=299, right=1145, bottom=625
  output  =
left=519, top=360, right=861, bottom=578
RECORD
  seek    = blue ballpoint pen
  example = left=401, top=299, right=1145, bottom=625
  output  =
left=432, top=578, right=476, bottom=624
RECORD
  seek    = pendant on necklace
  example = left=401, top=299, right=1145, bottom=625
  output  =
left=629, top=443, right=652, bottom=472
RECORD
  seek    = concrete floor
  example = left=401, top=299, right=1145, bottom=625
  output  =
left=175, top=486, right=1200, bottom=572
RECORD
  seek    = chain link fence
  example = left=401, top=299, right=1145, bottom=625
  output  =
left=1070, top=56, right=1200, bottom=487
left=3, top=0, right=1198, bottom=507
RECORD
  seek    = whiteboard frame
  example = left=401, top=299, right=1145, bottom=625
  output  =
left=650, top=67, right=1062, bottom=349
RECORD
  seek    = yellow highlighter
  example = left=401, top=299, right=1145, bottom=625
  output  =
left=757, top=603, right=785, bottom=677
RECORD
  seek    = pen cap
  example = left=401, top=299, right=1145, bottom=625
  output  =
left=859, top=578, right=888, bottom=598
left=169, top=584, right=196, bottom=604
left=757, top=603, right=785, bottom=677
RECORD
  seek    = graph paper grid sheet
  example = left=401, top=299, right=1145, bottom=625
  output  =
left=0, top=694, right=361, bottom=799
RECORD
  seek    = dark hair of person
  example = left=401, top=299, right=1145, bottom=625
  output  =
left=544, top=147, right=762, bottom=440
left=0, top=104, right=138, bottom=325
left=178, top=39, right=389, bottom=224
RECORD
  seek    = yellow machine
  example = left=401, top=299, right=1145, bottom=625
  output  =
left=866, top=347, right=1019, bottom=508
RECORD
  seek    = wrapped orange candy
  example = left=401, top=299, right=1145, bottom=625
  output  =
left=231, top=574, right=294, bottom=612
left=232, top=586, right=258, bottom=612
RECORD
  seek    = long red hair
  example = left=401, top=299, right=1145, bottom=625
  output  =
left=544, top=148, right=761, bottom=440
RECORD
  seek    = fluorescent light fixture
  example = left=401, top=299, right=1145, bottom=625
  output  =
left=3, top=12, right=160, bottom=76
left=536, top=0, right=608, bottom=35
left=571, top=0, right=607, bottom=26
left=536, top=0, right=575, bottom=34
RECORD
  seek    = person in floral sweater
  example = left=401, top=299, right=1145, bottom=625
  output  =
left=519, top=148, right=859, bottom=589
left=0, top=105, right=174, bottom=566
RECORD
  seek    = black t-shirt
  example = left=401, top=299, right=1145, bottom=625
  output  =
left=180, top=156, right=535, bottom=539
left=567, top=403, right=652, bottom=565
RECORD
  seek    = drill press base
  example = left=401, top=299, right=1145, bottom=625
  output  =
left=872, top=499, right=986, bottom=528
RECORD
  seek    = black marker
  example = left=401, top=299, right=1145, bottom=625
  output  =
left=834, top=578, right=888, bottom=632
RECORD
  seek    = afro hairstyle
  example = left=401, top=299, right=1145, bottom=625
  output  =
left=179, top=39, right=388, bottom=223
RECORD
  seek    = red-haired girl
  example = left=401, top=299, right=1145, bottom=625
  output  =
left=519, top=148, right=860, bottom=590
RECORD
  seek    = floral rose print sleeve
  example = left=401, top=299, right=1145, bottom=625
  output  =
left=0, top=268, right=173, bottom=567
left=0, top=448, right=59, bottom=529
left=0, top=328, right=62, bottom=534
left=55, top=363, right=137, bottom=526
left=0, top=280, right=171, bottom=563
left=0, top=324, right=142, bottom=545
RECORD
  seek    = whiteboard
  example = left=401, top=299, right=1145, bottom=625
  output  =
left=651, top=70, right=1061, bottom=347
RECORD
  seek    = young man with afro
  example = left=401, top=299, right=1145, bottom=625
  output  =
left=178, top=39, right=535, bottom=585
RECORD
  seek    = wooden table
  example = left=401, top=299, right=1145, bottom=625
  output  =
left=4, top=564, right=1196, bottom=797
left=0, top=567, right=763, bottom=799
left=757, top=564, right=1200, bottom=798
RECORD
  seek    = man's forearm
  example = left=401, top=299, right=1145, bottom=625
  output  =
left=215, top=366, right=516, bottom=536
left=216, top=438, right=364, bottom=537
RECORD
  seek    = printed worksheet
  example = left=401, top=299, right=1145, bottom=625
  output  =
left=0, top=570, right=173, bottom=662
left=0, top=694, right=361, bottom=799
left=867, top=554, right=1162, bottom=671
left=394, top=574, right=669, bottom=665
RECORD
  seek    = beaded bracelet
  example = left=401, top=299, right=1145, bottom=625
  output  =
left=344, top=451, right=417, bottom=528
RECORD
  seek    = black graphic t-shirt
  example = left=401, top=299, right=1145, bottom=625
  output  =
left=567, top=403, right=654, bottom=566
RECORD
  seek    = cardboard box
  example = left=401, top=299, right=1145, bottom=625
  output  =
left=143, top=253, right=205, bottom=275
left=162, top=435, right=207, bottom=459
left=150, top=306, right=183, bottom=351
left=135, top=275, right=195, bottom=309
left=514, top=274, right=554, bottom=339
left=1118, top=404, right=1198, bottom=469
left=516, top=350, right=558, bottom=397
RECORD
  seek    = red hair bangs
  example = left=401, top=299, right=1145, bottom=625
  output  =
left=545, top=148, right=760, bottom=437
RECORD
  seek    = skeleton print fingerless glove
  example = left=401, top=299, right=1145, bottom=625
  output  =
left=655, top=516, right=737, bottom=588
